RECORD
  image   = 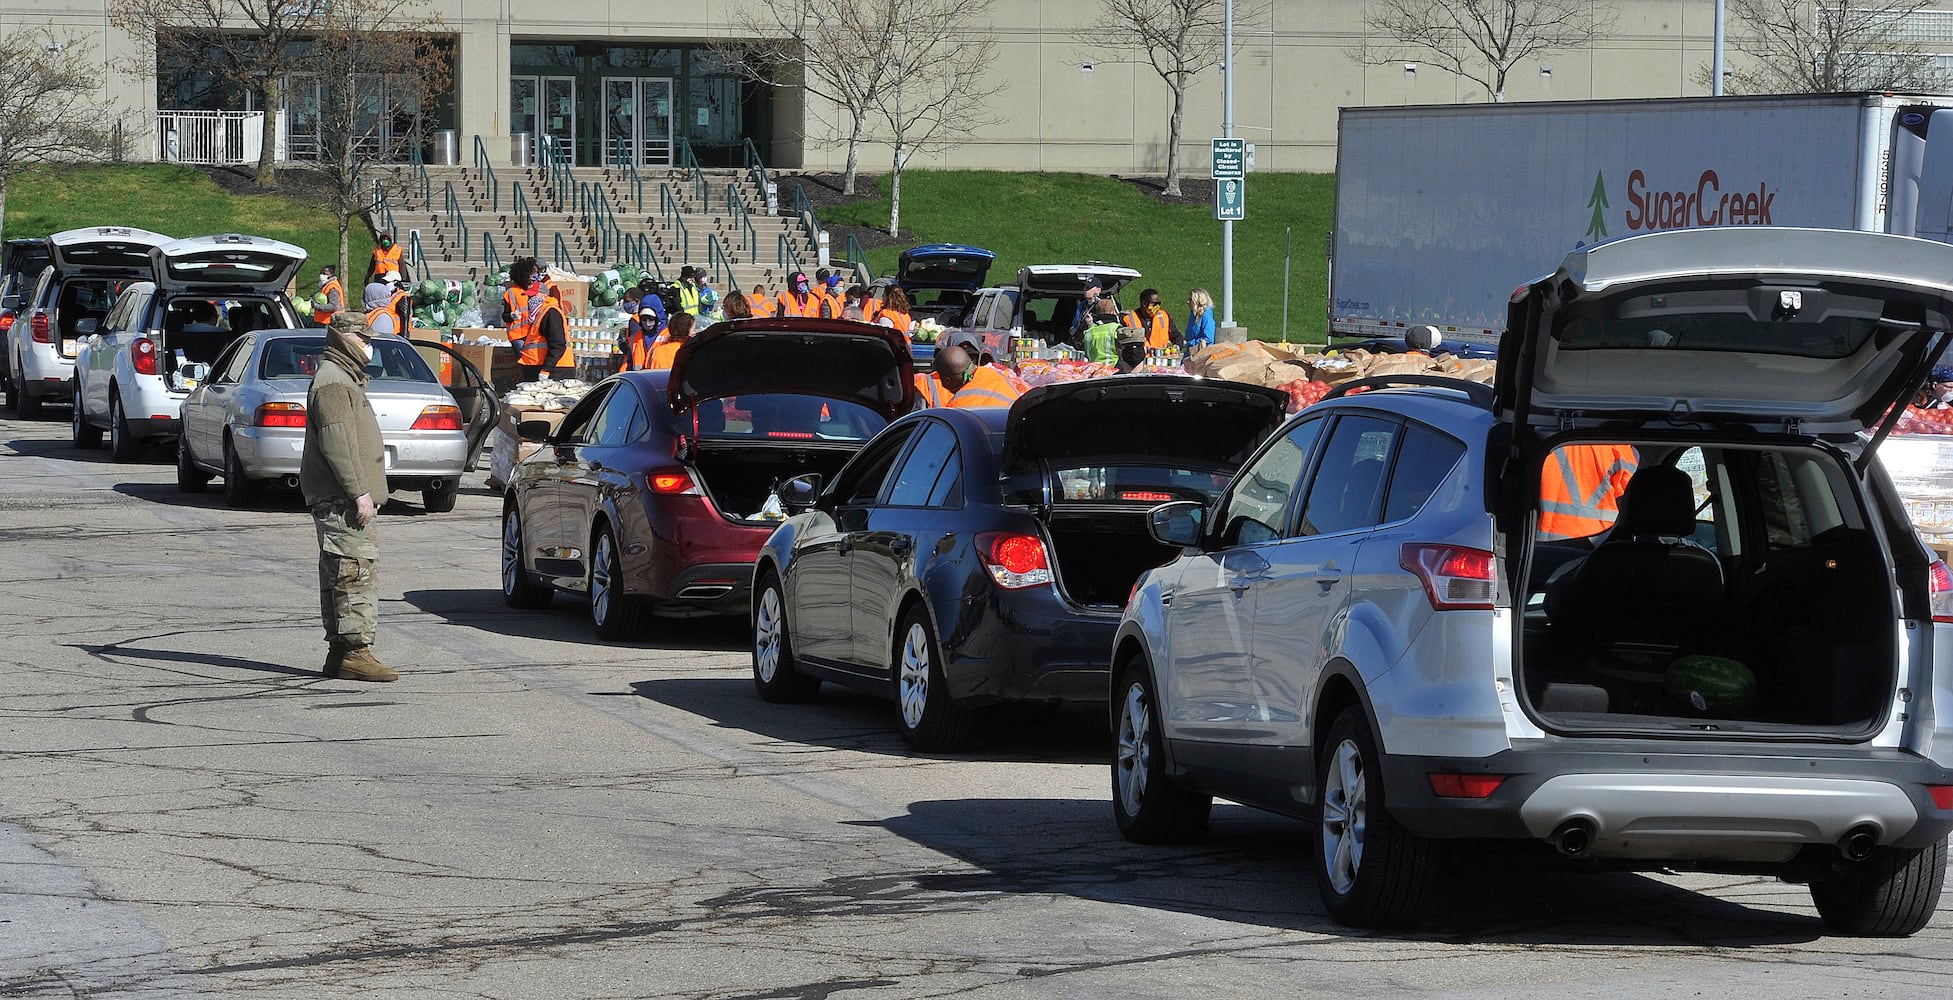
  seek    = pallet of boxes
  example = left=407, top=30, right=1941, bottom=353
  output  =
left=1183, top=340, right=1496, bottom=413
left=484, top=377, right=602, bottom=493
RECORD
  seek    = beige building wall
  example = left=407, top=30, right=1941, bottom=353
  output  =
left=0, top=1, right=1787, bottom=173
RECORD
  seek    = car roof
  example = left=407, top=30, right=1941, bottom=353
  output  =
left=1304, top=385, right=1496, bottom=437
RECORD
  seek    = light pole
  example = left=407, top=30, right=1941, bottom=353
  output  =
left=1713, top=0, right=1725, bottom=97
left=1221, top=0, right=1235, bottom=331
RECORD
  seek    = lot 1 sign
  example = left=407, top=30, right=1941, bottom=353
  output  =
left=1213, top=137, right=1245, bottom=220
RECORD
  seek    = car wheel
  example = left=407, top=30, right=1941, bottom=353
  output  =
left=422, top=479, right=459, bottom=513
left=2, top=365, right=15, bottom=411
left=223, top=439, right=260, bottom=508
left=752, top=569, right=819, bottom=703
left=892, top=605, right=976, bottom=752
left=1810, top=838, right=1948, bottom=937
left=17, top=374, right=43, bottom=419
left=1111, top=662, right=1212, bottom=844
left=175, top=432, right=210, bottom=493
left=588, top=524, right=650, bottom=640
left=500, top=504, right=553, bottom=609
left=1313, top=706, right=1435, bottom=929
left=71, top=395, right=102, bottom=449
left=108, top=395, right=140, bottom=461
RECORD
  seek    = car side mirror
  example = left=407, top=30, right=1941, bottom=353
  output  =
left=1148, top=500, right=1205, bottom=549
left=180, top=362, right=211, bottom=384
left=780, top=473, right=822, bottom=513
left=517, top=418, right=555, bottom=443
left=74, top=318, right=98, bottom=336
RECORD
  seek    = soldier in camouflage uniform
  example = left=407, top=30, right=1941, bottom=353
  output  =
left=300, top=313, right=396, bottom=682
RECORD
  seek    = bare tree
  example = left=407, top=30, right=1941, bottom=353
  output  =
left=1713, top=1, right=1952, bottom=94
left=109, top=0, right=317, bottom=185
left=1090, top=1, right=1266, bottom=197
left=0, top=30, right=117, bottom=241
left=722, top=0, right=900, bottom=195
left=1358, top=1, right=1617, bottom=102
left=872, top=0, right=1005, bottom=236
left=301, top=0, right=451, bottom=282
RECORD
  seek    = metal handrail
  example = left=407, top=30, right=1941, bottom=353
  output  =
left=371, top=180, right=397, bottom=236
left=777, top=232, right=796, bottom=271
left=708, top=232, right=737, bottom=290
left=510, top=185, right=540, bottom=260
left=552, top=231, right=575, bottom=272
left=792, top=183, right=821, bottom=245
left=610, top=138, right=644, bottom=212
left=679, top=138, right=710, bottom=211
left=409, top=143, right=430, bottom=209
left=630, top=233, right=663, bottom=280
left=406, top=230, right=430, bottom=277
left=471, top=134, right=500, bottom=213
left=442, top=181, right=470, bottom=257
left=480, top=231, right=502, bottom=274
left=742, top=137, right=768, bottom=212
left=844, top=234, right=867, bottom=272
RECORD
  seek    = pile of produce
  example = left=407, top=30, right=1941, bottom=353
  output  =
left=502, top=377, right=595, bottom=412
left=589, top=266, right=645, bottom=308
left=1184, top=342, right=1496, bottom=414
left=910, top=318, right=945, bottom=344
left=410, top=279, right=482, bottom=335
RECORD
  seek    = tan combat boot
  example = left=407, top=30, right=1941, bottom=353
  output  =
left=336, top=646, right=399, bottom=683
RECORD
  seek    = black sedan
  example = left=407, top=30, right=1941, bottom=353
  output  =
left=751, top=376, right=1288, bottom=751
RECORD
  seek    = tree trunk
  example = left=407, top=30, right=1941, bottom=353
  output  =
left=257, top=78, right=282, bottom=185
left=889, top=145, right=902, bottom=237
left=842, top=109, right=865, bottom=195
left=1165, top=80, right=1187, bottom=197
left=0, top=176, right=9, bottom=244
left=338, top=214, right=352, bottom=296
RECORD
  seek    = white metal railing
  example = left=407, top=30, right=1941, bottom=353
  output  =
left=156, top=111, right=265, bottom=166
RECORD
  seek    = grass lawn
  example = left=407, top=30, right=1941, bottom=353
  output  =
left=5, top=164, right=373, bottom=297
left=817, top=170, right=1336, bottom=343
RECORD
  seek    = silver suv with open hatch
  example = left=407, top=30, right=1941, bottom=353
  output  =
left=1112, top=227, right=1953, bottom=936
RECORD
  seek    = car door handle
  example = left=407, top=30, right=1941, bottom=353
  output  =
left=1229, top=577, right=1252, bottom=594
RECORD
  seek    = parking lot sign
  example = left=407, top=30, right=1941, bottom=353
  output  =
left=1212, top=137, right=1245, bottom=180
left=1215, top=177, right=1245, bottom=220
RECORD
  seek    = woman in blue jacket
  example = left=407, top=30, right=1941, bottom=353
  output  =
left=1184, top=287, right=1216, bottom=349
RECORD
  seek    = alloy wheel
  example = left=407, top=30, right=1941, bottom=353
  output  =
left=898, top=623, right=931, bottom=729
left=754, top=587, right=783, bottom=683
left=1321, top=738, right=1367, bottom=895
left=501, top=511, right=522, bottom=595
left=1115, top=682, right=1151, bottom=815
left=591, top=531, right=616, bottom=625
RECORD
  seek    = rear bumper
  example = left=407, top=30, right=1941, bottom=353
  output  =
left=384, top=432, right=469, bottom=477
left=232, top=425, right=305, bottom=477
left=19, top=346, right=73, bottom=399
left=1382, top=744, right=1953, bottom=859
left=942, top=585, right=1118, bottom=706
left=652, top=562, right=755, bottom=617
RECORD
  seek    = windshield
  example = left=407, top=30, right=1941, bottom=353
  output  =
left=691, top=393, right=888, bottom=442
left=260, top=336, right=438, bottom=383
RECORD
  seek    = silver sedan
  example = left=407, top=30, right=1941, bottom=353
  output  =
left=176, top=329, right=500, bottom=511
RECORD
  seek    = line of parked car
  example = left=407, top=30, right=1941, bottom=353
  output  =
left=1, top=226, right=500, bottom=510
left=497, top=226, right=1953, bottom=937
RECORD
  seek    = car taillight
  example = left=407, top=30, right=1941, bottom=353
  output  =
left=410, top=404, right=462, bottom=430
left=132, top=337, right=158, bottom=376
left=1428, top=773, right=1507, bottom=799
left=1930, top=560, right=1953, bottom=624
left=30, top=313, right=49, bottom=343
left=1930, top=785, right=1953, bottom=810
left=0, top=312, right=14, bottom=332
left=254, top=402, right=306, bottom=427
left=1401, top=543, right=1495, bottom=610
left=975, top=531, right=1052, bottom=590
left=1120, top=490, right=1174, bottom=502
left=648, top=470, right=699, bottom=494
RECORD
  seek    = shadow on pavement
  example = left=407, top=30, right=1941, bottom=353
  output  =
left=631, top=675, right=1109, bottom=764
left=5, top=435, right=133, bottom=464
left=69, top=641, right=325, bottom=681
left=112, top=480, right=440, bottom=515
left=861, top=797, right=1828, bottom=944
left=400, top=588, right=749, bottom=652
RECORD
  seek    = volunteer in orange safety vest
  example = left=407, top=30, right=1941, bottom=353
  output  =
left=648, top=312, right=694, bottom=370
left=618, top=302, right=663, bottom=372
left=368, top=233, right=405, bottom=284
left=913, top=371, right=948, bottom=407
left=1538, top=443, right=1640, bottom=540
left=776, top=271, right=824, bottom=317
left=935, top=345, right=1023, bottom=409
left=1120, top=287, right=1173, bottom=349
left=312, top=267, right=344, bottom=325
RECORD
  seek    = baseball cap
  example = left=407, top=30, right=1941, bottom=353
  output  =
left=824, top=273, right=842, bottom=287
left=680, top=265, right=699, bottom=280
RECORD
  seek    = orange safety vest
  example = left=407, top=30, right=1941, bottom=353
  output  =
left=371, top=244, right=404, bottom=276
left=504, top=286, right=551, bottom=365
left=946, top=365, right=1023, bottom=408
left=1538, top=444, right=1639, bottom=540
left=619, top=330, right=657, bottom=371
left=387, top=287, right=412, bottom=334
left=1122, top=309, right=1171, bottom=349
left=880, top=307, right=913, bottom=334
left=648, top=339, right=683, bottom=370
left=313, top=278, right=343, bottom=324
left=776, top=291, right=823, bottom=318
left=748, top=296, right=775, bottom=318
left=536, top=295, right=573, bottom=368
left=913, top=372, right=948, bottom=407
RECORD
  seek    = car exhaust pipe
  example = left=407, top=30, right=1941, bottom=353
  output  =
left=428, top=478, right=445, bottom=490
left=1838, top=824, right=1881, bottom=862
left=282, top=475, right=300, bottom=489
left=1553, top=818, right=1597, bottom=858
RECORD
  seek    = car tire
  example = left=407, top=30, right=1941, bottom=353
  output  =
left=1313, top=706, right=1435, bottom=929
left=2, top=365, right=16, bottom=411
left=892, top=605, right=976, bottom=752
left=17, top=374, right=42, bottom=419
left=71, top=396, right=102, bottom=449
left=1111, top=662, right=1212, bottom=844
left=176, top=432, right=210, bottom=493
left=108, top=394, right=140, bottom=461
left=223, top=439, right=260, bottom=508
left=500, top=504, right=553, bottom=609
left=422, top=479, right=460, bottom=513
left=752, top=569, right=820, bottom=703
left=1810, top=838, right=1948, bottom=937
left=588, top=523, right=650, bottom=640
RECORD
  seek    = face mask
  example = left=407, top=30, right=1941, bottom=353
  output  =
left=795, top=281, right=809, bottom=293
left=351, top=336, right=372, bottom=362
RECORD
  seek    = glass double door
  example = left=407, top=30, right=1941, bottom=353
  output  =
left=512, top=75, right=577, bottom=165
left=601, top=77, right=674, bottom=168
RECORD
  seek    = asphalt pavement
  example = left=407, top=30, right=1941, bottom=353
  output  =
left=2, top=411, right=1950, bottom=998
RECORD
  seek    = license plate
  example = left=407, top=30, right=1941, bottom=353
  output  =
left=384, top=446, right=396, bottom=470
left=59, top=341, right=79, bottom=358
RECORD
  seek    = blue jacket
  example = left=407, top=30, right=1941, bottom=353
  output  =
left=1185, top=308, right=1216, bottom=347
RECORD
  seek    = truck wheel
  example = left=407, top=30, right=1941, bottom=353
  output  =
left=1811, top=838, right=1947, bottom=937
left=1111, top=661, right=1211, bottom=843
left=108, top=395, right=140, bottom=461
left=1313, top=706, right=1435, bottom=929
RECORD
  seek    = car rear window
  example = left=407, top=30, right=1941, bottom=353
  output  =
left=259, top=337, right=437, bottom=383
left=691, top=393, right=888, bottom=442
left=1552, top=285, right=1930, bottom=360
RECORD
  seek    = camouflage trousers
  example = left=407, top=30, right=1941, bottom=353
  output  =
left=311, top=497, right=380, bottom=650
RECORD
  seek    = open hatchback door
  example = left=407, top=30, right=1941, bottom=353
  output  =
left=46, top=227, right=173, bottom=275
left=152, top=234, right=308, bottom=294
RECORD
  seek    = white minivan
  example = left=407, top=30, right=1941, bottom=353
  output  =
left=73, top=234, right=307, bottom=459
left=4, top=227, right=172, bottom=419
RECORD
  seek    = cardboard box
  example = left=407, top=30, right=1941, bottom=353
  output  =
left=550, top=275, right=591, bottom=318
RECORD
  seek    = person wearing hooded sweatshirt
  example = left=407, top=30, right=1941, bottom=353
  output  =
left=301, top=314, right=395, bottom=683
left=776, top=271, right=823, bottom=318
left=362, top=282, right=400, bottom=335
